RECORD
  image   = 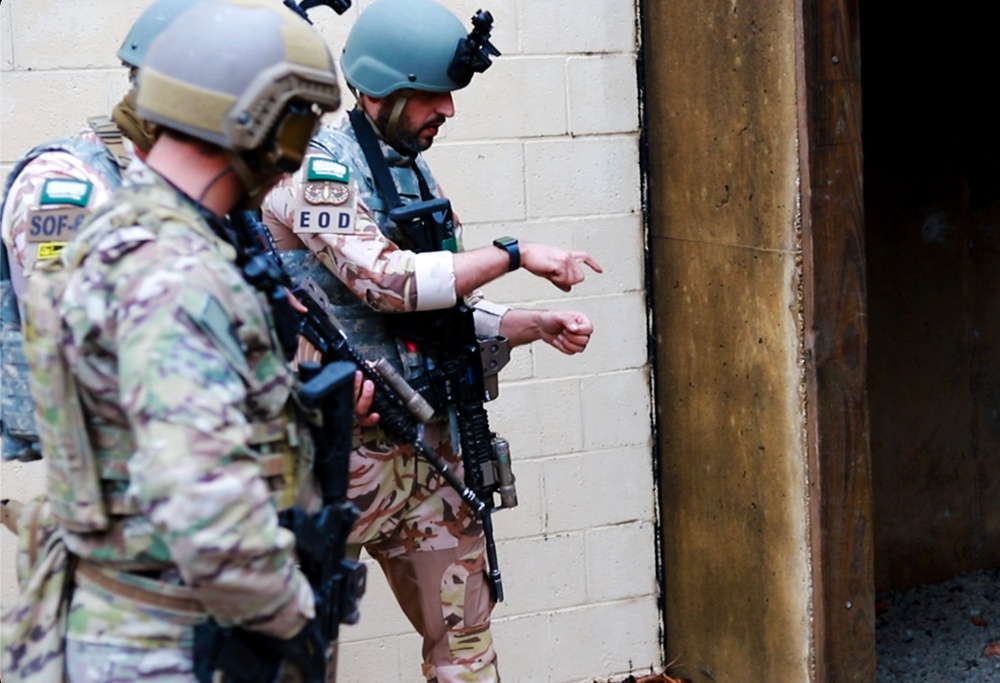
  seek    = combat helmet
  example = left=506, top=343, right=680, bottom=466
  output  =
left=341, top=0, right=500, bottom=98
left=137, top=0, right=341, bottom=194
left=112, top=0, right=208, bottom=154
left=117, top=0, right=205, bottom=69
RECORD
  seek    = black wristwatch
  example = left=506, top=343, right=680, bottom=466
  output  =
left=493, top=236, right=520, bottom=272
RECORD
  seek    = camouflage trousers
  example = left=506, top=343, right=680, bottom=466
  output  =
left=348, top=424, right=499, bottom=683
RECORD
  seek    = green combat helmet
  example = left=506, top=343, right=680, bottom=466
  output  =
left=117, top=0, right=205, bottom=69
left=341, top=0, right=500, bottom=97
left=137, top=0, right=341, bottom=200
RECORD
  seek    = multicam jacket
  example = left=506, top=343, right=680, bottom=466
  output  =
left=24, top=164, right=316, bottom=637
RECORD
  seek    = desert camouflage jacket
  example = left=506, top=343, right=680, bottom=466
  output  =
left=1, top=130, right=126, bottom=461
left=262, top=112, right=509, bottom=337
left=1, top=128, right=125, bottom=295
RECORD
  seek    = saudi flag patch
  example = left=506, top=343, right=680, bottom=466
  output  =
left=40, top=179, right=93, bottom=207
left=306, top=158, right=350, bottom=183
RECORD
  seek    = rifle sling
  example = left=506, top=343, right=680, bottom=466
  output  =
left=347, top=108, right=436, bottom=210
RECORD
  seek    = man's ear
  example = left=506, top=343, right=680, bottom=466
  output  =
left=359, top=93, right=384, bottom=115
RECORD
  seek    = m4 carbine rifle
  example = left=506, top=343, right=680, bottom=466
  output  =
left=296, top=196, right=519, bottom=602
left=293, top=278, right=518, bottom=603
left=192, top=204, right=366, bottom=683
left=235, top=199, right=518, bottom=604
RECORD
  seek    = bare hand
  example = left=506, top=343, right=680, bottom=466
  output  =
left=354, top=370, right=379, bottom=427
left=539, top=311, right=594, bottom=355
left=520, top=242, right=603, bottom=292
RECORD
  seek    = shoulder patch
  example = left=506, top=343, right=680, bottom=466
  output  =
left=296, top=157, right=357, bottom=235
left=306, top=157, right=350, bottom=183
left=24, top=203, right=92, bottom=271
left=39, top=178, right=94, bottom=207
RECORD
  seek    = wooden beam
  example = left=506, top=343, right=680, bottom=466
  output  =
left=798, top=0, right=876, bottom=680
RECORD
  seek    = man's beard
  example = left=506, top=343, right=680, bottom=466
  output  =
left=375, top=101, right=444, bottom=156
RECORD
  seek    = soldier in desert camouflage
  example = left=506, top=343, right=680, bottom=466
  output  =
left=261, top=0, right=603, bottom=680
left=0, top=0, right=203, bottom=463
left=0, top=1, right=345, bottom=681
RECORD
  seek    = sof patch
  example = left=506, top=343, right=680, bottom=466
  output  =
left=24, top=179, right=95, bottom=271
left=294, top=157, right=356, bottom=235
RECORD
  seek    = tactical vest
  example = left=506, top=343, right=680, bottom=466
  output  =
left=282, top=124, right=446, bottom=381
left=24, top=184, right=310, bottom=536
left=0, top=130, right=126, bottom=462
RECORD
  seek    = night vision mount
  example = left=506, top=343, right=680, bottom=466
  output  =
left=448, top=9, right=501, bottom=87
left=283, top=0, right=351, bottom=23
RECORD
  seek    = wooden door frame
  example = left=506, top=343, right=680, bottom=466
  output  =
left=798, top=0, right=875, bottom=679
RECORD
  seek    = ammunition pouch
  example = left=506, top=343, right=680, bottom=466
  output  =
left=388, top=197, right=457, bottom=254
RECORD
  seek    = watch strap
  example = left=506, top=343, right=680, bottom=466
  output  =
left=493, top=236, right=520, bottom=272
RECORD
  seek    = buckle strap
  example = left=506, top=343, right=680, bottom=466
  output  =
left=87, top=115, right=131, bottom=171
left=87, top=115, right=123, bottom=143
left=75, top=560, right=205, bottom=615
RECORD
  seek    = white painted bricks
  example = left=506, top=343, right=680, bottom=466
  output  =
left=0, top=2, right=658, bottom=682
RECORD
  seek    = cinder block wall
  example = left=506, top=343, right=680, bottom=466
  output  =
left=0, top=2, right=659, bottom=681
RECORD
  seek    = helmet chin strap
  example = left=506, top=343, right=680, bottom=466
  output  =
left=384, top=90, right=410, bottom=142
left=356, top=88, right=412, bottom=147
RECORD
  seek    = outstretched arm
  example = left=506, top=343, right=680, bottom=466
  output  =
left=454, top=241, right=603, bottom=298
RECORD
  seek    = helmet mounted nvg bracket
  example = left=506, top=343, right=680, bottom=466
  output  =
left=283, top=0, right=351, bottom=23
left=447, top=9, right=501, bottom=87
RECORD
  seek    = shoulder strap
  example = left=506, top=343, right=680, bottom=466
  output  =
left=410, top=162, right=436, bottom=203
left=87, top=116, right=132, bottom=171
left=347, top=109, right=404, bottom=210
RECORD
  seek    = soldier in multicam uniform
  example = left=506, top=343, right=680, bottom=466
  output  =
left=261, top=0, right=603, bottom=680
left=0, top=0, right=203, bottom=463
left=0, top=1, right=344, bottom=681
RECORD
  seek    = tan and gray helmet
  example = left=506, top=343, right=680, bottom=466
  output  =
left=117, top=0, right=205, bottom=69
left=137, top=0, right=340, bottom=159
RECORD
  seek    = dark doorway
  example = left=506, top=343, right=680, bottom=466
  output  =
left=862, top=3, right=1000, bottom=591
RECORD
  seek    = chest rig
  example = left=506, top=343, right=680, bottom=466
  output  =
left=1, top=129, right=127, bottom=462
left=281, top=112, right=454, bottom=389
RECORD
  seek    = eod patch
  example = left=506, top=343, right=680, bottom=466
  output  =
left=294, top=157, right=357, bottom=235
